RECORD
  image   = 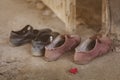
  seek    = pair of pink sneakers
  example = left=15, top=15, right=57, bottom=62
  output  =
left=44, top=34, right=112, bottom=65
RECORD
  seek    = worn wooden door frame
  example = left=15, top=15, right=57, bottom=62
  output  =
left=42, top=0, right=76, bottom=33
left=102, top=0, right=111, bottom=35
left=42, top=0, right=109, bottom=34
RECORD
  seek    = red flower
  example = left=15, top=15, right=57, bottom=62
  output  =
left=69, top=68, right=78, bottom=74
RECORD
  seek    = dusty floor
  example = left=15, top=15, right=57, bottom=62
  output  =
left=0, top=0, right=120, bottom=80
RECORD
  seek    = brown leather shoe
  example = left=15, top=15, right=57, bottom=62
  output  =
left=74, top=35, right=112, bottom=65
left=44, top=34, right=80, bottom=61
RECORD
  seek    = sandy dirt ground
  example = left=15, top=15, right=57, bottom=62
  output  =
left=0, top=0, right=120, bottom=80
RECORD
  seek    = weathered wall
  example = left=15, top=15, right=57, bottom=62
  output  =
left=110, top=0, right=120, bottom=38
left=76, top=0, right=102, bottom=31
left=109, top=0, right=120, bottom=51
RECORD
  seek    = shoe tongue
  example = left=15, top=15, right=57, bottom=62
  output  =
left=52, top=36, right=64, bottom=44
left=55, top=38, right=65, bottom=47
left=46, top=35, right=65, bottom=49
left=76, top=38, right=96, bottom=52
left=87, top=39, right=96, bottom=51
left=79, top=39, right=93, bottom=51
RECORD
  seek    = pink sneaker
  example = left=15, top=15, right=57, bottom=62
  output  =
left=74, top=35, right=112, bottom=65
left=45, top=34, right=80, bottom=61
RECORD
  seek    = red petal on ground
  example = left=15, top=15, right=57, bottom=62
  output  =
left=69, top=68, right=78, bottom=74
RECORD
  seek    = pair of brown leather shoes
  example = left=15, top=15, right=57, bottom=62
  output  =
left=44, top=34, right=112, bottom=65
